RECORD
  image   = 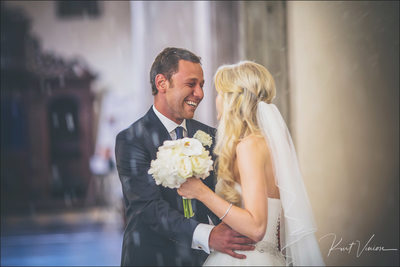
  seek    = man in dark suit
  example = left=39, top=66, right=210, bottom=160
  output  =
left=115, top=47, right=254, bottom=266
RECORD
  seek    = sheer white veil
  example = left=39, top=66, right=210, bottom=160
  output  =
left=257, top=102, right=325, bottom=266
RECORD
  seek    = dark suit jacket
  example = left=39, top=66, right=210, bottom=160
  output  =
left=115, top=107, right=217, bottom=266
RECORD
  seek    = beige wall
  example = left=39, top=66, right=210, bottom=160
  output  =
left=4, top=1, right=133, bottom=93
left=287, top=1, right=399, bottom=266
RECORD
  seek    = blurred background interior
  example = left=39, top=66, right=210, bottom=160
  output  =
left=1, top=1, right=398, bottom=266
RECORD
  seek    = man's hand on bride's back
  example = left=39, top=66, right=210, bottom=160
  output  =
left=209, top=222, right=255, bottom=259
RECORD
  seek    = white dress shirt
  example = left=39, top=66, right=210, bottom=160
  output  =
left=152, top=105, right=214, bottom=253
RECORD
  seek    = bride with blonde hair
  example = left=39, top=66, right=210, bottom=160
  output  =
left=178, top=61, right=324, bottom=266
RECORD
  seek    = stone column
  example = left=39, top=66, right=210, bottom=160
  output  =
left=238, top=1, right=291, bottom=127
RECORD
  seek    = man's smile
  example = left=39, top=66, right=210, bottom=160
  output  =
left=185, top=100, right=199, bottom=107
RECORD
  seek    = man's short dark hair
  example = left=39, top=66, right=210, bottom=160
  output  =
left=150, top=47, right=201, bottom=95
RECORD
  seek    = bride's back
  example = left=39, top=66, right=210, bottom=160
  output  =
left=233, top=134, right=280, bottom=200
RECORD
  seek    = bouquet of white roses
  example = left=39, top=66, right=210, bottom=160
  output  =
left=148, top=130, right=213, bottom=218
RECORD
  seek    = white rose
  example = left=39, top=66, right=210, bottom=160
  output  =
left=180, top=138, right=203, bottom=156
left=192, top=150, right=213, bottom=179
left=191, top=156, right=208, bottom=174
left=161, top=139, right=182, bottom=150
left=177, top=156, right=193, bottom=179
left=164, top=173, right=186, bottom=188
left=149, top=148, right=180, bottom=187
left=193, top=130, right=213, bottom=147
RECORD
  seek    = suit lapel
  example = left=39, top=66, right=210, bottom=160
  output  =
left=144, top=107, right=172, bottom=149
left=186, top=119, right=196, bottom=138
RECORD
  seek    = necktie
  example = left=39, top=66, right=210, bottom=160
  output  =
left=175, top=126, right=184, bottom=139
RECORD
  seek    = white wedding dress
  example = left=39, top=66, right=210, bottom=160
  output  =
left=204, top=183, right=286, bottom=266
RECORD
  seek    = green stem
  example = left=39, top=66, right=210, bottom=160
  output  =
left=182, top=198, right=194, bottom=218
left=188, top=199, right=194, bottom=217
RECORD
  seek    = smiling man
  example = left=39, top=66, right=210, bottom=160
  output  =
left=115, top=48, right=254, bottom=266
left=153, top=56, right=204, bottom=124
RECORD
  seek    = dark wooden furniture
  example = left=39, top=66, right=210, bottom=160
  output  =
left=1, top=4, right=96, bottom=214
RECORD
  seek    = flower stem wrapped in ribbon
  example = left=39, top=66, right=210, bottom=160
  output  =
left=148, top=131, right=213, bottom=218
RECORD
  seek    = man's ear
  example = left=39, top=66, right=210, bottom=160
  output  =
left=155, top=74, right=168, bottom=93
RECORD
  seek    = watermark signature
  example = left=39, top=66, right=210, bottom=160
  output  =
left=319, top=233, right=398, bottom=258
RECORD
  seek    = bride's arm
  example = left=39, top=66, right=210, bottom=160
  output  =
left=178, top=136, right=270, bottom=242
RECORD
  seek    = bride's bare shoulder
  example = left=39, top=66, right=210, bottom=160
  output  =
left=236, top=133, right=268, bottom=156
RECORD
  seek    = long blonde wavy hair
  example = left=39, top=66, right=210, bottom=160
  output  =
left=214, top=61, right=276, bottom=206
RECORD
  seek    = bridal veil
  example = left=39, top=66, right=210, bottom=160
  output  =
left=257, top=102, right=325, bottom=266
